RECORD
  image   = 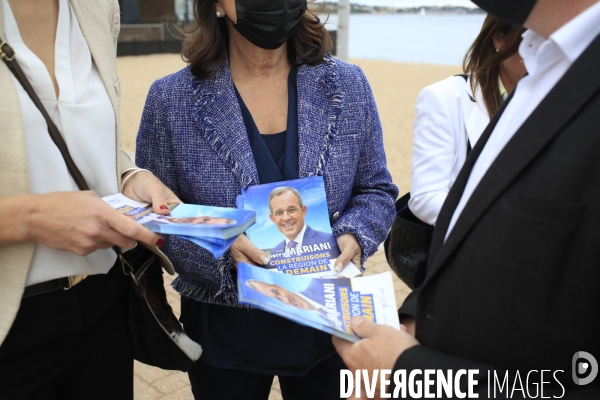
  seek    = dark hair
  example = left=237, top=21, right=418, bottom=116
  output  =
left=463, top=15, right=525, bottom=117
left=181, top=1, right=332, bottom=80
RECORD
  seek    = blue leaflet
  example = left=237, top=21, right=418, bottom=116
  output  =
left=104, top=194, right=255, bottom=258
left=237, top=263, right=399, bottom=342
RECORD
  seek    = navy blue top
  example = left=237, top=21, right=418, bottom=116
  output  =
left=234, top=67, right=299, bottom=183
left=261, top=131, right=287, bottom=174
left=183, top=67, right=336, bottom=375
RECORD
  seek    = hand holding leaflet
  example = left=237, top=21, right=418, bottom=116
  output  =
left=103, top=194, right=255, bottom=258
left=237, top=263, right=400, bottom=342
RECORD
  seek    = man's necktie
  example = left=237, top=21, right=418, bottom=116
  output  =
left=287, top=240, right=297, bottom=250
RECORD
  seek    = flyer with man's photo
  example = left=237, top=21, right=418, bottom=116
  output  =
left=237, top=263, right=400, bottom=342
left=103, top=193, right=255, bottom=257
left=237, top=176, right=361, bottom=278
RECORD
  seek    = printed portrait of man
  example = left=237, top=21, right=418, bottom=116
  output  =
left=267, top=187, right=339, bottom=257
left=245, top=279, right=343, bottom=330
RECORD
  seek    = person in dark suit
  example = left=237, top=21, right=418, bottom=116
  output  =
left=333, top=0, right=600, bottom=397
left=268, top=186, right=340, bottom=259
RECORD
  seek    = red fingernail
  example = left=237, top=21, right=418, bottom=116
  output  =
left=159, top=205, right=169, bottom=210
left=156, top=238, right=165, bottom=247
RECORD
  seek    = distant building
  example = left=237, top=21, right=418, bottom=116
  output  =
left=314, top=1, right=483, bottom=15
left=118, top=0, right=177, bottom=24
left=117, top=0, right=181, bottom=56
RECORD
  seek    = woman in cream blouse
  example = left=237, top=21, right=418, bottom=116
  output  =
left=0, top=0, right=177, bottom=398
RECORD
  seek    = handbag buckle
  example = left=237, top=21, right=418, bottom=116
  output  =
left=0, top=41, right=15, bottom=62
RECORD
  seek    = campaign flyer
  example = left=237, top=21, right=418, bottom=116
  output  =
left=237, top=176, right=361, bottom=278
left=103, top=194, right=254, bottom=258
left=237, top=263, right=400, bottom=342
left=159, top=203, right=255, bottom=240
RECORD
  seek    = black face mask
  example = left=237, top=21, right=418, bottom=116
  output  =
left=471, top=0, right=537, bottom=26
left=233, top=0, right=308, bottom=49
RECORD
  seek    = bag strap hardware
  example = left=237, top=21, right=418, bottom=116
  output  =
left=119, top=253, right=139, bottom=285
left=0, top=41, right=15, bottom=62
left=65, top=275, right=87, bottom=289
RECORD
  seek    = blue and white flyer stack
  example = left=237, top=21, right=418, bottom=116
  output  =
left=237, top=176, right=361, bottom=278
left=103, top=193, right=255, bottom=258
left=238, top=263, right=400, bottom=342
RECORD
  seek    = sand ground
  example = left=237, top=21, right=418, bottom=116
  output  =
left=117, top=54, right=461, bottom=400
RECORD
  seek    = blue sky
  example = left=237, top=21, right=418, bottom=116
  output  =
left=328, top=0, right=477, bottom=7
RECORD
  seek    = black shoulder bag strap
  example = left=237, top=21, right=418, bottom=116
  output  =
left=1, top=38, right=143, bottom=277
left=1, top=38, right=126, bottom=256
left=1, top=39, right=90, bottom=191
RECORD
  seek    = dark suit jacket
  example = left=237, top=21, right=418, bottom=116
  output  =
left=394, top=34, right=600, bottom=398
left=271, top=225, right=340, bottom=258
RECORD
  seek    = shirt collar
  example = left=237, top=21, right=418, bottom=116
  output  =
left=550, top=0, right=600, bottom=63
left=520, top=0, right=600, bottom=75
left=285, top=223, right=307, bottom=246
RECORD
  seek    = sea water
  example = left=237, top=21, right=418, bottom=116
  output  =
left=324, top=13, right=487, bottom=66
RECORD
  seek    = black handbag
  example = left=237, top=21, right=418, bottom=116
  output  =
left=384, top=193, right=433, bottom=290
left=120, top=245, right=202, bottom=370
left=1, top=39, right=201, bottom=371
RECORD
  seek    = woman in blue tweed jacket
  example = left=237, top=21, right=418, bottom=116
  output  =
left=136, top=0, right=397, bottom=398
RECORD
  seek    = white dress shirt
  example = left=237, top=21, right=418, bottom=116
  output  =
left=446, top=1, right=600, bottom=240
left=3, top=0, right=118, bottom=285
left=284, top=224, right=307, bottom=257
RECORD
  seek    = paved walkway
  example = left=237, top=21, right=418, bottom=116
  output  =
left=133, top=249, right=411, bottom=399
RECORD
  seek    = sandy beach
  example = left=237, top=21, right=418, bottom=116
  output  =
left=118, top=54, right=461, bottom=400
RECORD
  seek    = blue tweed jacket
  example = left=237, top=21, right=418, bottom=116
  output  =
left=136, top=55, right=398, bottom=306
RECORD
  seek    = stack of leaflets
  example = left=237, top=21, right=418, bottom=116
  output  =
left=103, top=193, right=255, bottom=258
left=237, top=176, right=361, bottom=279
left=237, top=263, right=400, bottom=342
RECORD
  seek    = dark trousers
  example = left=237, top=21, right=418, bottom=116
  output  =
left=0, top=263, right=133, bottom=400
left=188, top=354, right=347, bottom=400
